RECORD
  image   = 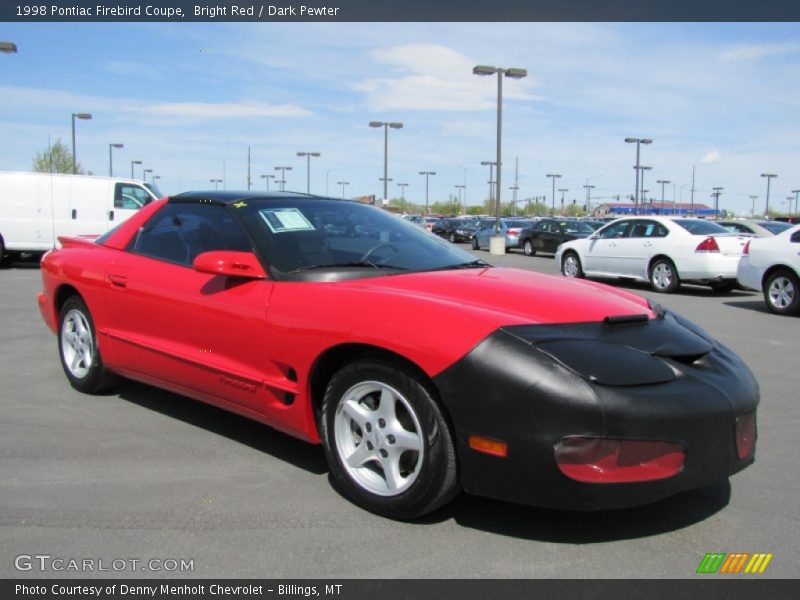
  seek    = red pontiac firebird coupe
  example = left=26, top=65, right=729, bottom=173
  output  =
left=38, top=191, right=759, bottom=519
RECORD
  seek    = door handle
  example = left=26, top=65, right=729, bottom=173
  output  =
left=643, top=241, right=653, bottom=247
left=107, top=274, right=128, bottom=288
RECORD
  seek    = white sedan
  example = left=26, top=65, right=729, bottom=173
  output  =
left=737, top=224, right=800, bottom=315
left=556, top=216, right=749, bottom=293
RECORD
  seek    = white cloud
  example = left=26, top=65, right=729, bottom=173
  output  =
left=146, top=101, right=311, bottom=119
left=720, top=42, right=800, bottom=62
left=353, top=43, right=540, bottom=111
left=701, top=150, right=722, bottom=164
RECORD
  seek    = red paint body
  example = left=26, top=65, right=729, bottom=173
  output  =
left=38, top=199, right=653, bottom=445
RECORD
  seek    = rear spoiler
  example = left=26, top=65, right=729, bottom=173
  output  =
left=57, top=234, right=100, bottom=249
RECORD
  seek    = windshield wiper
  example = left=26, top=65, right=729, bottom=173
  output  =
left=290, top=261, right=407, bottom=273
left=429, top=259, right=492, bottom=271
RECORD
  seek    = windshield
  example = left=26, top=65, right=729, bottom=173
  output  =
left=758, top=220, right=792, bottom=234
left=673, top=219, right=731, bottom=235
left=234, top=197, right=479, bottom=279
left=143, top=182, right=163, bottom=199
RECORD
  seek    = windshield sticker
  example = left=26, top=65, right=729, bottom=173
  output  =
left=259, top=208, right=316, bottom=233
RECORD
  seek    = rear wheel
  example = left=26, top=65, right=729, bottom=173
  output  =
left=764, top=269, right=800, bottom=316
left=58, top=296, right=118, bottom=393
left=0, top=236, right=8, bottom=268
left=523, top=239, right=536, bottom=257
left=561, top=252, right=584, bottom=278
left=649, top=258, right=680, bottom=293
left=448, top=232, right=456, bottom=243
left=320, top=358, right=459, bottom=519
left=471, top=237, right=479, bottom=250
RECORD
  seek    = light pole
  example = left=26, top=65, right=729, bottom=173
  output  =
left=761, top=173, right=777, bottom=217
left=625, top=137, right=652, bottom=213
left=481, top=161, right=496, bottom=208
left=397, top=182, right=408, bottom=213
left=711, top=187, right=724, bottom=216
left=130, top=160, right=142, bottom=179
left=459, top=166, right=467, bottom=208
left=473, top=64, right=527, bottom=252
left=275, top=166, right=293, bottom=192
left=749, top=195, right=758, bottom=217
left=637, top=166, right=652, bottom=210
left=152, top=175, right=161, bottom=187
left=210, top=179, right=222, bottom=190
left=558, top=188, right=569, bottom=211
left=260, top=174, right=275, bottom=191
left=657, top=179, right=670, bottom=210
left=792, top=189, right=800, bottom=217
left=71, top=113, right=92, bottom=174
left=143, top=168, right=153, bottom=183
left=369, top=121, right=403, bottom=203
left=108, top=143, right=123, bottom=177
left=337, top=181, right=349, bottom=198
left=455, top=184, right=466, bottom=214
left=326, top=169, right=333, bottom=196
left=296, top=152, right=320, bottom=194
left=546, top=173, right=561, bottom=215
left=419, top=171, right=436, bottom=215
left=582, top=185, right=594, bottom=214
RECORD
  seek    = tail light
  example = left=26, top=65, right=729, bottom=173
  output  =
left=695, top=236, right=720, bottom=252
left=736, top=412, right=756, bottom=459
left=743, top=240, right=751, bottom=255
left=554, top=437, right=685, bottom=483
left=508, top=228, right=521, bottom=235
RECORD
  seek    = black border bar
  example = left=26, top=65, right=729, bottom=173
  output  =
left=2, top=0, right=800, bottom=22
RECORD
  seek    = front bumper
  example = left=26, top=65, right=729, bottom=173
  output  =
left=433, top=313, right=759, bottom=510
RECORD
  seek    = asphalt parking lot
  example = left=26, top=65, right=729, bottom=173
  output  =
left=1, top=248, right=798, bottom=579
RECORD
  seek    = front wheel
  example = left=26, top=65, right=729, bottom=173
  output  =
left=764, top=269, right=800, bottom=316
left=561, top=252, right=584, bottom=278
left=471, top=237, right=479, bottom=250
left=649, top=258, right=680, bottom=293
left=523, top=239, right=536, bottom=257
left=320, top=359, right=459, bottom=519
left=58, top=296, right=118, bottom=393
left=448, top=232, right=456, bottom=243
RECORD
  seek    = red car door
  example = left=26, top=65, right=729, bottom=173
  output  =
left=103, top=201, right=278, bottom=416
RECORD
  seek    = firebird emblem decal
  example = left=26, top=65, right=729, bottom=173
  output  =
left=232, top=201, right=247, bottom=209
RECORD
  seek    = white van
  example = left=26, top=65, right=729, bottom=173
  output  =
left=0, top=171, right=160, bottom=262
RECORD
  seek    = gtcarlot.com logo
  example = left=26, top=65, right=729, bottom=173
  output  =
left=696, top=552, right=773, bottom=574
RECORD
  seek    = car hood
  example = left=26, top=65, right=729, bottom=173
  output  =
left=335, top=267, right=652, bottom=327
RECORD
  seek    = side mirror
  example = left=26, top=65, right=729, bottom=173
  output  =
left=193, top=251, right=268, bottom=280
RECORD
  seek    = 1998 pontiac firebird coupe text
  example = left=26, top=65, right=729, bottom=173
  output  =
left=38, top=191, right=758, bottom=519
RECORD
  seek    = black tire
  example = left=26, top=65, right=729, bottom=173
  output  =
left=320, top=358, right=459, bottom=520
left=57, top=296, right=118, bottom=393
left=448, top=232, right=456, bottom=243
left=523, top=239, right=536, bottom=257
left=561, top=251, right=584, bottom=279
left=709, top=280, right=736, bottom=294
left=763, top=269, right=800, bottom=316
left=649, top=257, right=680, bottom=293
left=471, top=237, right=479, bottom=250
left=0, top=236, right=8, bottom=268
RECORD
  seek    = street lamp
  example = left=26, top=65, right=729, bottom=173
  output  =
left=296, top=152, right=320, bottom=194
left=397, top=182, right=409, bottom=213
left=0, top=41, right=18, bottom=53
left=474, top=64, right=527, bottom=252
left=71, top=113, right=92, bottom=174
left=210, top=179, right=222, bottom=190
left=143, top=168, right=153, bottom=183
left=559, top=188, right=568, bottom=209
left=582, top=185, right=595, bottom=214
left=369, top=121, right=403, bottom=203
left=455, top=184, right=466, bottom=214
left=625, top=137, right=652, bottom=213
left=761, top=173, right=778, bottom=217
left=792, top=189, right=800, bottom=217
left=546, top=173, right=561, bottom=215
left=419, top=171, right=436, bottom=215
left=275, top=166, right=293, bottom=192
left=260, top=174, right=275, bottom=191
left=711, top=187, right=724, bottom=216
left=749, top=195, right=758, bottom=217
left=337, top=181, right=349, bottom=198
left=657, top=179, right=671, bottom=208
left=638, top=166, right=652, bottom=209
left=130, top=160, right=142, bottom=179
left=480, top=161, right=497, bottom=208
left=108, top=143, right=123, bottom=177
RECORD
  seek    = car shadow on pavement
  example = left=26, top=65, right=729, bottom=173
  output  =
left=723, top=300, right=771, bottom=314
left=593, top=277, right=757, bottom=299
left=116, top=379, right=328, bottom=475
left=421, top=478, right=731, bottom=543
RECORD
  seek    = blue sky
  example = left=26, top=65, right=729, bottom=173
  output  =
left=2, top=22, right=800, bottom=215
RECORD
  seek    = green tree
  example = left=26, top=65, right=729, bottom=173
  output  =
left=33, top=139, right=83, bottom=174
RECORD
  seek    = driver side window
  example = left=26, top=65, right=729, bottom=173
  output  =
left=598, top=220, right=630, bottom=239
